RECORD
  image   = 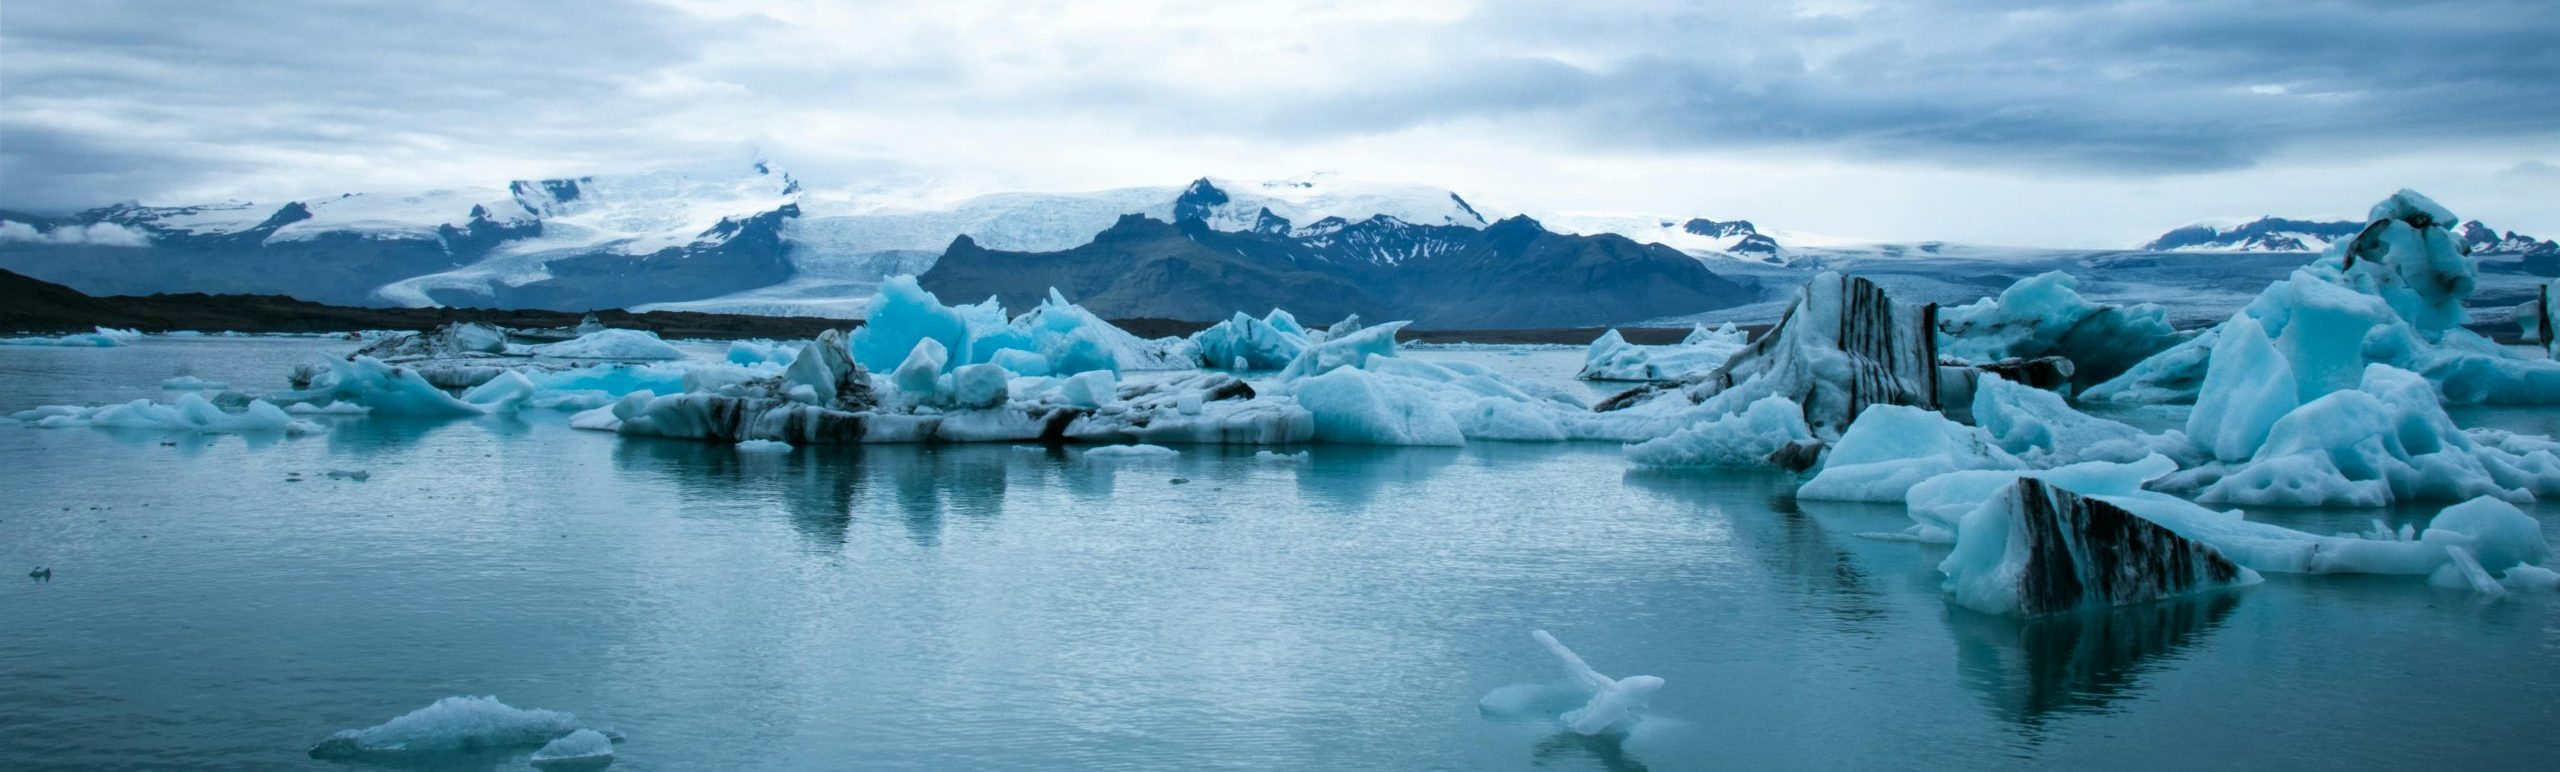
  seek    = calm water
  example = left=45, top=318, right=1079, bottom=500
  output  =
left=3, top=338, right=2557, bottom=771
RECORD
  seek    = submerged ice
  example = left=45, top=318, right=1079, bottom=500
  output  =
left=1479, top=630, right=1665, bottom=736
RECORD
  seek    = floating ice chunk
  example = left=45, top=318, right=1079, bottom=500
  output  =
left=307, top=695, right=612, bottom=760
left=735, top=438, right=793, bottom=452
left=852, top=276, right=974, bottom=372
left=1936, top=271, right=2185, bottom=389
left=1605, top=273, right=1939, bottom=435
left=1901, top=455, right=2181, bottom=544
left=852, top=276, right=1192, bottom=376
left=2418, top=496, right=2551, bottom=572
left=1057, top=370, right=1118, bottom=409
left=1624, top=394, right=1813, bottom=467
left=1798, top=405, right=2022, bottom=502
left=726, top=339, right=802, bottom=366
left=1083, top=443, right=1179, bottom=459
left=530, top=329, right=684, bottom=360
left=285, top=401, right=370, bottom=415
left=1287, top=366, right=1465, bottom=446
left=14, top=393, right=319, bottom=435
left=1577, top=326, right=1745, bottom=382
left=1942, top=478, right=2258, bottom=616
left=2176, top=365, right=2560, bottom=507
left=2186, top=316, right=2298, bottom=463
left=2521, top=279, right=2557, bottom=358
left=951, top=363, right=1011, bottom=409
left=1968, top=374, right=2162, bottom=466
left=355, top=322, right=509, bottom=360
left=0, top=328, right=131, bottom=347
left=159, top=375, right=229, bottom=390
left=296, top=356, right=486, bottom=417
left=1256, top=450, right=1308, bottom=462
left=529, top=728, right=616, bottom=769
left=893, top=337, right=951, bottom=400
left=1479, top=630, right=1664, bottom=736
left=1193, top=310, right=1314, bottom=370
left=2089, top=191, right=2560, bottom=406
left=2502, top=564, right=2560, bottom=591
left=2428, top=545, right=2507, bottom=596
left=1279, top=321, right=1408, bottom=381
left=459, top=370, right=538, bottom=411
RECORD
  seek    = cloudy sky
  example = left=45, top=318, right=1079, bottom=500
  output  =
left=4, top=0, right=2555, bottom=247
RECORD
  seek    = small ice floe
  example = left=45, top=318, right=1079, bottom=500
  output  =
left=734, top=439, right=793, bottom=452
left=530, top=728, right=617, bottom=770
left=1479, top=630, right=1665, bottom=736
left=308, top=695, right=619, bottom=760
left=1254, top=450, right=1308, bottom=462
left=0, top=327, right=138, bottom=347
left=1083, top=444, right=1180, bottom=459
left=325, top=469, right=370, bottom=481
left=159, top=375, right=229, bottom=390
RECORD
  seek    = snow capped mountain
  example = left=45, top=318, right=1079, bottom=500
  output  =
left=2143, top=215, right=2555, bottom=256
left=2140, top=217, right=2365, bottom=252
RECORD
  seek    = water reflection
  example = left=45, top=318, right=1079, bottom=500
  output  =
left=1624, top=469, right=1893, bottom=628
left=1948, top=591, right=2243, bottom=728
left=1532, top=730, right=1653, bottom=772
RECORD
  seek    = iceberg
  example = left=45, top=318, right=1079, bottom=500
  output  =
left=1191, top=310, right=1315, bottom=371
left=1940, top=477, right=2259, bottom=616
left=1623, top=394, right=1815, bottom=467
left=1577, top=324, right=1747, bottom=382
left=2165, top=364, right=2560, bottom=507
left=528, top=329, right=685, bottom=360
left=1797, top=405, right=2023, bottom=502
left=1599, top=273, right=1939, bottom=435
left=0, top=327, right=137, bottom=347
left=1478, top=630, right=1664, bottom=736
left=159, top=375, right=230, bottom=390
left=2087, top=190, right=2560, bottom=406
left=1895, top=463, right=2556, bottom=587
left=2521, top=279, right=2556, bottom=358
left=1968, top=374, right=2169, bottom=466
left=308, top=695, right=616, bottom=760
left=1083, top=443, right=1180, bottom=459
left=1936, top=271, right=2186, bottom=390
left=13, top=393, right=319, bottom=435
left=355, top=321, right=509, bottom=360
left=284, top=355, right=487, bottom=417
left=530, top=728, right=616, bottom=769
left=849, top=276, right=1195, bottom=377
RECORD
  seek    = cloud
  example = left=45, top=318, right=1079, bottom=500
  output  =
left=1, top=0, right=2555, bottom=243
left=0, top=220, right=153, bottom=247
left=2504, top=160, right=2560, bottom=180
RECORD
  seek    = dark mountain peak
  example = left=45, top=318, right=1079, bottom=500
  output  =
left=1681, top=218, right=1758, bottom=238
left=1172, top=178, right=1230, bottom=224
left=251, top=201, right=313, bottom=232
left=509, top=177, right=589, bottom=213
left=1486, top=213, right=1547, bottom=234
left=2142, top=216, right=2361, bottom=251
left=1448, top=193, right=1486, bottom=225
left=1249, top=207, right=1291, bottom=235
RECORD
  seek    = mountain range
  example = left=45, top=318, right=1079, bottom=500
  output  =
left=3, top=161, right=2554, bottom=330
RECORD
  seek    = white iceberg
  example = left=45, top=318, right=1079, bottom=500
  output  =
left=530, top=728, right=616, bottom=769
left=849, top=276, right=1194, bottom=378
left=1939, top=477, right=2260, bottom=616
left=1577, top=324, right=1746, bottom=382
left=307, top=695, right=616, bottom=760
left=1478, top=630, right=1664, bottom=736
left=0, top=326, right=137, bottom=347
left=2164, top=364, right=2560, bottom=507
left=529, top=329, right=686, bottom=360
left=13, top=393, right=319, bottom=435
left=1797, top=405, right=2022, bottom=502
left=2088, top=190, right=2560, bottom=406
left=159, top=375, right=230, bottom=390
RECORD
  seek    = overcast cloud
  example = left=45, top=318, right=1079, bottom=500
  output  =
left=4, top=0, right=2556, bottom=246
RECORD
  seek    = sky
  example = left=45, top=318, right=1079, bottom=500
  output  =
left=3, top=0, right=2556, bottom=248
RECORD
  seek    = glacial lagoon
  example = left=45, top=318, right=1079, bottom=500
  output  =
left=4, top=336, right=2556, bottom=770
